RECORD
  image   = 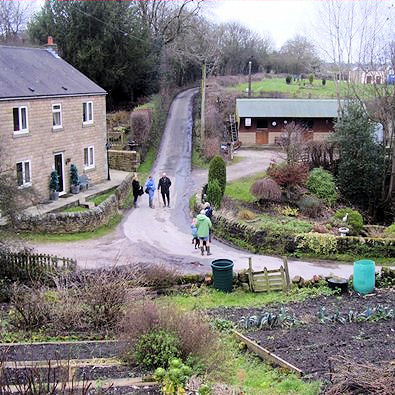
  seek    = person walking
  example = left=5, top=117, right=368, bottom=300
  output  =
left=204, top=202, right=213, bottom=242
left=158, top=172, right=172, bottom=207
left=145, top=175, right=156, bottom=208
left=132, top=173, right=142, bottom=208
left=196, top=209, right=212, bottom=256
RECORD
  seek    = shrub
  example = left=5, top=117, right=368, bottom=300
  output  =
left=296, top=233, right=338, bottom=255
left=49, top=170, right=59, bottom=191
left=139, top=263, right=180, bottom=288
left=70, top=164, right=79, bottom=186
left=207, top=179, right=222, bottom=209
left=334, top=208, right=363, bottom=235
left=154, top=358, right=193, bottom=395
left=308, top=74, right=314, bottom=84
left=238, top=209, right=256, bottom=221
left=203, top=137, right=220, bottom=160
left=285, top=75, right=292, bottom=84
left=267, top=162, right=309, bottom=199
left=250, top=177, right=282, bottom=203
left=322, top=78, right=326, bottom=86
left=130, top=109, right=152, bottom=147
left=306, top=167, right=337, bottom=205
left=134, top=330, right=180, bottom=369
left=120, top=302, right=218, bottom=370
left=297, top=195, right=323, bottom=218
left=384, top=223, right=395, bottom=237
left=304, top=140, right=336, bottom=171
left=208, top=155, right=226, bottom=196
left=278, top=205, right=299, bottom=217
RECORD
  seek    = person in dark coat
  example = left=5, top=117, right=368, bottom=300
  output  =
left=158, top=172, right=172, bottom=207
left=204, top=202, right=213, bottom=242
left=132, top=173, right=141, bottom=208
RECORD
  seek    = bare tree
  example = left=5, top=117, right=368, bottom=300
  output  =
left=316, top=0, right=394, bottom=216
left=0, top=0, right=34, bottom=43
left=280, top=122, right=310, bottom=165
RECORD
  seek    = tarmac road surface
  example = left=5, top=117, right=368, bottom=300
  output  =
left=34, top=88, right=356, bottom=279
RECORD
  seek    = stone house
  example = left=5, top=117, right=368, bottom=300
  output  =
left=236, top=98, right=342, bottom=145
left=0, top=41, right=107, bottom=204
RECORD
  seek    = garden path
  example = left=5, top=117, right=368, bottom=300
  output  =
left=33, top=89, right=355, bottom=279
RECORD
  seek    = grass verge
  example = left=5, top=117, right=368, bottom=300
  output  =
left=24, top=213, right=122, bottom=243
left=189, top=194, right=197, bottom=211
left=192, top=148, right=209, bottom=169
left=225, top=172, right=266, bottom=202
left=60, top=206, right=88, bottom=213
left=88, top=187, right=117, bottom=206
left=215, top=336, right=320, bottom=395
left=159, top=285, right=335, bottom=311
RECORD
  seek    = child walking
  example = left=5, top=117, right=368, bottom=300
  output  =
left=191, top=218, right=200, bottom=249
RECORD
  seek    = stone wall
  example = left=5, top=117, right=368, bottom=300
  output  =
left=193, top=195, right=395, bottom=258
left=108, top=150, right=140, bottom=172
left=14, top=174, right=133, bottom=234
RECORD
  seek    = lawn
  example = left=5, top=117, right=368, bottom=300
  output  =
left=159, top=285, right=334, bottom=311
left=61, top=205, right=88, bottom=213
left=88, top=187, right=116, bottom=206
left=231, top=77, right=350, bottom=99
left=225, top=172, right=266, bottom=202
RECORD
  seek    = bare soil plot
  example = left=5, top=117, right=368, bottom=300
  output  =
left=210, top=289, right=395, bottom=380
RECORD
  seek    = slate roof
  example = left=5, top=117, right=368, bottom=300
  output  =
left=236, top=98, right=343, bottom=118
left=0, top=45, right=106, bottom=100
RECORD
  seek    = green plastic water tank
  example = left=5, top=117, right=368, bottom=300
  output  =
left=353, top=260, right=375, bottom=294
left=211, top=259, right=234, bottom=293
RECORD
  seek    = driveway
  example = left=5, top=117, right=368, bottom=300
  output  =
left=33, top=89, right=355, bottom=279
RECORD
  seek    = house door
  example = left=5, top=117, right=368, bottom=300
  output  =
left=54, top=153, right=65, bottom=195
left=256, top=131, right=268, bottom=144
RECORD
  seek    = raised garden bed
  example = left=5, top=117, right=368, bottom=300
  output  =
left=210, top=289, right=395, bottom=380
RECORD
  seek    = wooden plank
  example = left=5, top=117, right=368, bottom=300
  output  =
left=233, top=330, right=303, bottom=376
left=248, top=257, right=254, bottom=292
left=283, top=256, right=291, bottom=290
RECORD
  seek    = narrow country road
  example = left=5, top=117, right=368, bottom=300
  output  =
left=34, top=89, right=355, bottom=279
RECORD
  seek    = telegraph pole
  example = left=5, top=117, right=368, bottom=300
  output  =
left=201, top=61, right=206, bottom=149
left=248, top=60, right=252, bottom=97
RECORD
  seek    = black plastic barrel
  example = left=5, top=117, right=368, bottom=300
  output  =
left=211, top=259, right=234, bottom=293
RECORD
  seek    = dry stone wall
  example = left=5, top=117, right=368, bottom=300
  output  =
left=108, top=150, right=140, bottom=172
left=14, top=175, right=133, bottom=234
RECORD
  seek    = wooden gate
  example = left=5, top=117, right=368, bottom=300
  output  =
left=247, top=257, right=290, bottom=292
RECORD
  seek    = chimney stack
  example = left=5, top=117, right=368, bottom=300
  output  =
left=44, top=36, right=60, bottom=58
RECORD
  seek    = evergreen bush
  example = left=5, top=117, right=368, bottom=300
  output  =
left=208, top=155, right=226, bottom=196
left=49, top=170, right=59, bottom=191
left=308, top=74, right=314, bottom=84
left=322, top=78, right=326, bottom=86
left=285, top=75, right=292, bottom=84
left=297, top=195, right=323, bottom=218
left=70, top=164, right=80, bottom=186
left=307, top=167, right=337, bottom=205
left=134, top=329, right=180, bottom=369
left=207, top=179, right=222, bottom=209
left=334, top=208, right=363, bottom=235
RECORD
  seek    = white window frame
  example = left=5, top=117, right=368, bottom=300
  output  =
left=84, top=146, right=95, bottom=169
left=16, top=160, right=32, bottom=188
left=82, top=101, right=93, bottom=125
left=13, top=106, right=29, bottom=134
left=52, top=103, right=62, bottom=129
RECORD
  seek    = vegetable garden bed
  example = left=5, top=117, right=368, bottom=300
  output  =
left=210, top=289, right=395, bottom=381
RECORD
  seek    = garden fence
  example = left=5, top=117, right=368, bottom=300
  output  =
left=0, top=251, right=76, bottom=283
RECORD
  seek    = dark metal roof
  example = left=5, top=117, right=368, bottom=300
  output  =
left=237, top=98, right=343, bottom=118
left=0, top=45, right=106, bottom=100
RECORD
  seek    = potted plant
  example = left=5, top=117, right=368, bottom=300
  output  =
left=49, top=170, right=59, bottom=200
left=70, top=164, right=80, bottom=194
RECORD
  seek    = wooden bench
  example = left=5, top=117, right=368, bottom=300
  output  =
left=247, top=257, right=290, bottom=292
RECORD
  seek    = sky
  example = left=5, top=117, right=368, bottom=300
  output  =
left=208, top=0, right=317, bottom=48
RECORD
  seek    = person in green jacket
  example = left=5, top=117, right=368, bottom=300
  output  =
left=196, top=209, right=212, bottom=256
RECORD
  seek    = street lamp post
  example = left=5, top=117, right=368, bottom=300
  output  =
left=106, top=141, right=111, bottom=181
